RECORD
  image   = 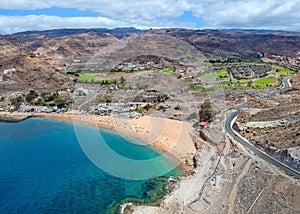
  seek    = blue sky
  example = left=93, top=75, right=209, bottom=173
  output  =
left=0, top=0, right=299, bottom=34
left=0, top=8, right=202, bottom=27
left=178, top=11, right=202, bottom=28
left=0, top=8, right=99, bottom=17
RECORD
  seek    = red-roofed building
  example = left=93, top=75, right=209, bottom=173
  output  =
left=199, top=121, right=208, bottom=127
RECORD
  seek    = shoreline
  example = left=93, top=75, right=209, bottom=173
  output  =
left=0, top=111, right=196, bottom=172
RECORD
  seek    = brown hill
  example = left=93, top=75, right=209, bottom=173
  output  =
left=88, top=32, right=206, bottom=70
left=0, top=28, right=299, bottom=92
left=161, top=29, right=300, bottom=59
left=0, top=51, right=69, bottom=92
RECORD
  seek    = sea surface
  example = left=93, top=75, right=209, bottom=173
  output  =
left=0, top=118, right=183, bottom=214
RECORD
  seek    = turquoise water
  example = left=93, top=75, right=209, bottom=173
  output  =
left=0, top=118, right=182, bottom=213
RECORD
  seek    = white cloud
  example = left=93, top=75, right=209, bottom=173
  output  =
left=194, top=0, right=300, bottom=30
left=0, top=15, right=125, bottom=34
left=0, top=15, right=195, bottom=35
left=0, top=0, right=299, bottom=34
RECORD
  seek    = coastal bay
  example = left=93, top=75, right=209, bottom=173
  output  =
left=0, top=117, right=186, bottom=213
left=0, top=111, right=196, bottom=171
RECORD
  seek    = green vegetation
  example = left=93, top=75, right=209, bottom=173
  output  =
left=143, top=104, right=153, bottom=111
left=108, top=71, right=127, bottom=74
left=79, top=73, right=97, bottom=82
left=220, top=79, right=250, bottom=85
left=10, top=96, right=24, bottom=109
left=199, top=99, right=214, bottom=122
left=174, top=105, right=181, bottom=110
left=252, top=77, right=276, bottom=88
left=203, top=85, right=253, bottom=91
left=181, top=77, right=192, bottom=82
left=79, top=73, right=118, bottom=84
left=132, top=108, right=143, bottom=113
left=193, top=76, right=277, bottom=91
left=273, top=67, right=294, bottom=75
left=103, top=80, right=117, bottom=84
left=42, top=92, right=59, bottom=102
left=25, top=90, right=38, bottom=103
left=187, top=112, right=198, bottom=120
left=192, top=87, right=206, bottom=91
left=54, top=98, right=68, bottom=108
left=160, top=67, right=175, bottom=75
left=34, top=98, right=46, bottom=106
left=189, top=83, right=199, bottom=88
left=200, top=70, right=228, bottom=79
left=187, top=54, right=197, bottom=59
left=158, top=105, right=167, bottom=111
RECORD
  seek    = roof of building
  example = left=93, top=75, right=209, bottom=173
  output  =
left=199, top=121, right=208, bottom=127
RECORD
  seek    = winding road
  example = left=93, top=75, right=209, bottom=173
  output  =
left=225, top=110, right=300, bottom=178
left=247, top=76, right=292, bottom=97
left=225, top=76, right=300, bottom=179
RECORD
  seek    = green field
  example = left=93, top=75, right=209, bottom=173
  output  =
left=252, top=77, right=276, bottom=88
left=273, top=67, right=294, bottom=75
left=200, top=70, right=228, bottom=79
left=105, top=80, right=118, bottom=84
left=79, top=73, right=117, bottom=84
left=220, top=79, right=250, bottom=85
left=79, top=73, right=97, bottom=82
left=192, top=87, right=206, bottom=91
left=160, top=67, right=175, bottom=75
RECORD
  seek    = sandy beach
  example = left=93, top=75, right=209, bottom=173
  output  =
left=0, top=111, right=196, bottom=171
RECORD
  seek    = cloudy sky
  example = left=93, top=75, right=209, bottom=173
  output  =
left=0, top=0, right=299, bottom=34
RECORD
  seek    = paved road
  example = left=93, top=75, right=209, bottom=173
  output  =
left=225, top=110, right=300, bottom=179
left=268, top=76, right=292, bottom=96
left=247, top=76, right=292, bottom=97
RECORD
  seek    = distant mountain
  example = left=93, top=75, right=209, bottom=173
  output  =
left=10, top=27, right=145, bottom=39
left=221, top=28, right=298, bottom=33
left=160, top=28, right=300, bottom=58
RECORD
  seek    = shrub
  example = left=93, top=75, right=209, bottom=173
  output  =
left=199, top=99, right=214, bottom=122
left=174, top=105, right=181, bottom=110
left=10, top=96, right=24, bottom=109
left=25, top=90, right=38, bottom=103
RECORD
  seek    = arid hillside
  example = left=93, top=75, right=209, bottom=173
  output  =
left=162, top=28, right=300, bottom=58
left=0, top=28, right=299, bottom=92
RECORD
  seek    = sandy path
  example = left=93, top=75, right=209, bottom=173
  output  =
left=227, top=159, right=253, bottom=214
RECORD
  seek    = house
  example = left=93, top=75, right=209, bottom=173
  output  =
left=3, top=68, right=16, bottom=75
left=128, top=112, right=142, bottom=119
left=199, top=121, right=208, bottom=127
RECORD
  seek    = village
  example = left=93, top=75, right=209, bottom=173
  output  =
left=0, top=55, right=298, bottom=126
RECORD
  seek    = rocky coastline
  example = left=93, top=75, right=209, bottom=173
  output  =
left=0, top=113, right=33, bottom=122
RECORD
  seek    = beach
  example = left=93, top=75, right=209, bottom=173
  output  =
left=0, top=111, right=196, bottom=171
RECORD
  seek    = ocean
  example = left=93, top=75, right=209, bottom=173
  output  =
left=0, top=118, right=183, bottom=214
